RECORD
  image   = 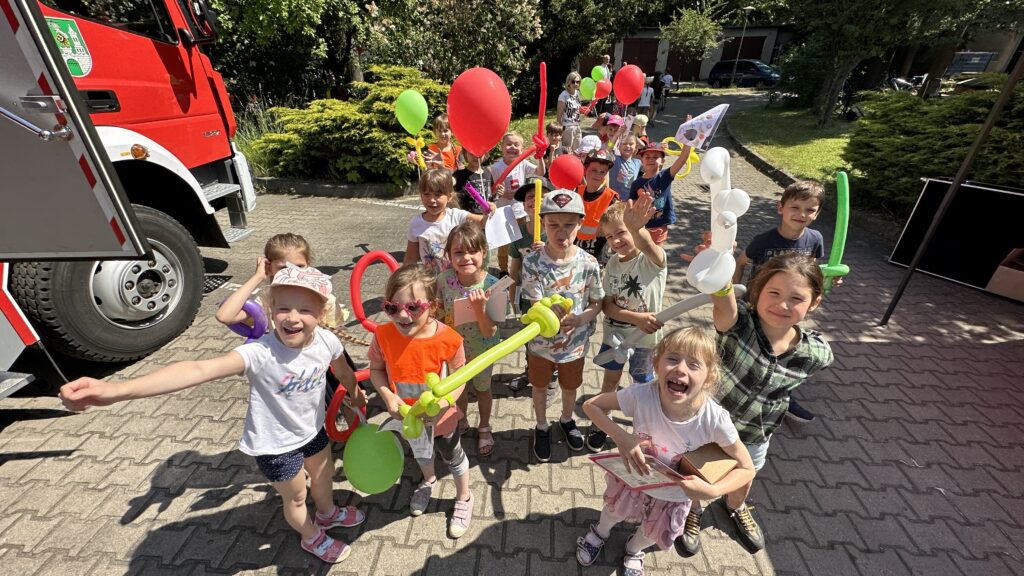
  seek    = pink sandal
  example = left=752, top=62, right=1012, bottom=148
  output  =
left=301, top=529, right=351, bottom=563
left=315, top=505, right=365, bottom=529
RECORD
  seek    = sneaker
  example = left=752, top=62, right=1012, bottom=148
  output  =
left=300, top=529, right=351, bottom=563
left=585, top=428, right=607, bottom=453
left=673, top=508, right=702, bottom=557
left=786, top=398, right=816, bottom=422
left=314, top=505, right=365, bottom=529
left=546, top=381, right=559, bottom=405
left=720, top=499, right=765, bottom=552
left=559, top=419, right=585, bottom=452
left=448, top=495, right=474, bottom=538
left=576, top=524, right=606, bottom=566
left=533, top=426, right=551, bottom=462
left=410, top=480, right=435, bottom=516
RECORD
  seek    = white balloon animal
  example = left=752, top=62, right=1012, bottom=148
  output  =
left=686, top=147, right=750, bottom=294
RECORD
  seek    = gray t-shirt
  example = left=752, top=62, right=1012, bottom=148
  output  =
left=234, top=327, right=343, bottom=456
left=743, top=227, right=825, bottom=281
left=602, top=250, right=667, bottom=349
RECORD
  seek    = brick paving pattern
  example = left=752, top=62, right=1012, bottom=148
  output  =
left=1, top=94, right=1022, bottom=575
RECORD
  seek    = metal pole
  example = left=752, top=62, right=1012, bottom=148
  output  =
left=880, top=54, right=1024, bottom=325
left=729, top=7, right=754, bottom=87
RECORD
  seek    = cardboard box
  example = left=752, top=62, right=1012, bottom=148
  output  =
left=677, top=443, right=739, bottom=484
left=986, top=249, right=1024, bottom=302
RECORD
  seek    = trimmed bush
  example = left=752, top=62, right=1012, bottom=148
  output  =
left=252, top=66, right=450, bottom=186
left=844, top=80, right=1023, bottom=220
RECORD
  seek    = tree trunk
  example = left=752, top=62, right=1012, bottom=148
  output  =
left=815, top=59, right=858, bottom=127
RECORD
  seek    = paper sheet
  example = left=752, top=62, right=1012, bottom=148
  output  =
left=452, top=275, right=513, bottom=326
left=485, top=205, right=522, bottom=249
left=379, top=417, right=434, bottom=459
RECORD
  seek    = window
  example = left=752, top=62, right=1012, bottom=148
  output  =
left=41, top=0, right=176, bottom=43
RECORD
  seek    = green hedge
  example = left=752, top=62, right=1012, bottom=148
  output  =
left=252, top=66, right=450, bottom=186
left=844, top=81, right=1023, bottom=219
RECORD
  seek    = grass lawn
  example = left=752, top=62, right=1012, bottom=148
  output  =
left=729, top=107, right=854, bottom=182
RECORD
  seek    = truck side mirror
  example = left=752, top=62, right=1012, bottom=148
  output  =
left=179, top=0, right=219, bottom=45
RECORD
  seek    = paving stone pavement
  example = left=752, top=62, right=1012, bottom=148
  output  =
left=2, top=93, right=1023, bottom=575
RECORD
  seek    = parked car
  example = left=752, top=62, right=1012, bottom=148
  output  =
left=707, top=59, right=780, bottom=88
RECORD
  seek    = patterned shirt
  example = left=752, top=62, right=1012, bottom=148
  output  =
left=716, top=304, right=833, bottom=444
left=521, top=246, right=604, bottom=363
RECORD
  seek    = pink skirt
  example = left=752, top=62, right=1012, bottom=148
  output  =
left=602, top=473, right=692, bottom=550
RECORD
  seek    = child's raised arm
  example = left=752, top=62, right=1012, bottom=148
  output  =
left=711, top=283, right=739, bottom=333
left=215, top=256, right=269, bottom=325
left=667, top=143, right=692, bottom=178
left=623, top=190, right=665, bottom=268
left=60, top=352, right=246, bottom=412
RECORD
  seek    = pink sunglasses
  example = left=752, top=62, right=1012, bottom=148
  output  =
left=381, top=300, right=430, bottom=317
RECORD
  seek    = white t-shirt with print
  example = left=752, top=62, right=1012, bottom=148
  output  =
left=489, top=159, right=534, bottom=219
left=602, top=250, right=667, bottom=349
left=234, top=327, right=344, bottom=456
left=407, top=208, right=470, bottom=273
left=617, top=382, right=739, bottom=502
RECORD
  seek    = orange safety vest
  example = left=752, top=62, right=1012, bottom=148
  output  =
left=374, top=321, right=464, bottom=436
left=576, top=184, right=618, bottom=240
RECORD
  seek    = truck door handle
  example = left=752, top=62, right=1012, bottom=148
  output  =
left=81, top=90, right=120, bottom=113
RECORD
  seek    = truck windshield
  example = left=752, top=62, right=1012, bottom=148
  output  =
left=40, top=0, right=176, bottom=44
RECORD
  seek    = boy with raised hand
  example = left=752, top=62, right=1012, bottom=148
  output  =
left=732, top=179, right=831, bottom=423
left=628, top=140, right=692, bottom=246
left=587, top=190, right=667, bottom=452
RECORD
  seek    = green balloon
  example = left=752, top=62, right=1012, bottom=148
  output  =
left=394, top=89, right=428, bottom=135
left=342, top=424, right=404, bottom=494
left=580, top=77, right=596, bottom=100
left=591, top=65, right=607, bottom=81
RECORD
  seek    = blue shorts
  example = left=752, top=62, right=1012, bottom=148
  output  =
left=595, top=344, right=655, bottom=384
left=254, top=427, right=329, bottom=482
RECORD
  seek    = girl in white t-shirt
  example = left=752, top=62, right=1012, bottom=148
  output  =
left=59, top=267, right=368, bottom=565
left=404, top=167, right=487, bottom=273
left=578, top=327, right=756, bottom=575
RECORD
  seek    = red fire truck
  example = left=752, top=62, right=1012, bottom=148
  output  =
left=1, top=0, right=254, bottom=397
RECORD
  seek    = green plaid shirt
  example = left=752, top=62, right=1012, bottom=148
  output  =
left=716, top=305, right=834, bottom=444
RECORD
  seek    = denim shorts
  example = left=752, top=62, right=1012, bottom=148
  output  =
left=595, top=344, right=656, bottom=384
left=254, top=427, right=329, bottom=482
left=744, top=438, right=770, bottom=472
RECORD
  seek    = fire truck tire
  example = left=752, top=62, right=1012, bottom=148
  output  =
left=10, top=206, right=203, bottom=362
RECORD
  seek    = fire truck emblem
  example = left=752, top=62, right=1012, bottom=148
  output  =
left=46, top=18, right=93, bottom=77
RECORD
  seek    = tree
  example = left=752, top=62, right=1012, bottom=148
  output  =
left=660, top=7, right=722, bottom=62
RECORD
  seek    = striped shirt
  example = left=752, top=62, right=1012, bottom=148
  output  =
left=716, top=304, right=833, bottom=444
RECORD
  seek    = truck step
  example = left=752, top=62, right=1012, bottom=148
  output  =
left=222, top=227, right=254, bottom=243
left=0, top=371, right=35, bottom=400
left=202, top=182, right=242, bottom=203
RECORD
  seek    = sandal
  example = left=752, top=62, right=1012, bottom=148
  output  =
left=300, top=529, right=351, bottom=563
left=576, top=524, right=606, bottom=566
left=458, top=417, right=471, bottom=436
left=477, top=426, right=495, bottom=457
left=621, top=550, right=645, bottom=576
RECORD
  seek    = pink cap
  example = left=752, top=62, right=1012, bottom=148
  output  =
left=606, top=115, right=624, bottom=126
left=271, top=266, right=332, bottom=301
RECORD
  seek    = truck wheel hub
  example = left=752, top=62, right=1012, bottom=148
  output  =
left=90, top=239, right=183, bottom=328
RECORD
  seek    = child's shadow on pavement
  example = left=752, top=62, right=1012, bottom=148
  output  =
left=121, top=448, right=407, bottom=575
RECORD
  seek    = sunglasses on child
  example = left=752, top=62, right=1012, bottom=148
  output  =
left=381, top=299, right=431, bottom=316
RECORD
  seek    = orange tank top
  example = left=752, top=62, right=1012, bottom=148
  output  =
left=576, top=184, right=618, bottom=240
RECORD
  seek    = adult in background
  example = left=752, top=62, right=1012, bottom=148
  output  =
left=660, top=70, right=674, bottom=111
left=597, top=54, right=613, bottom=114
left=650, top=72, right=664, bottom=123
left=557, top=71, right=583, bottom=153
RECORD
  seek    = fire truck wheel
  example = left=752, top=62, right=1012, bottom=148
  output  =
left=11, top=206, right=203, bottom=362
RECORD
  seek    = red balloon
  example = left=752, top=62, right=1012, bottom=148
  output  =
left=613, top=64, right=645, bottom=105
left=595, top=78, right=612, bottom=100
left=447, top=67, right=511, bottom=157
left=549, top=154, right=584, bottom=190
